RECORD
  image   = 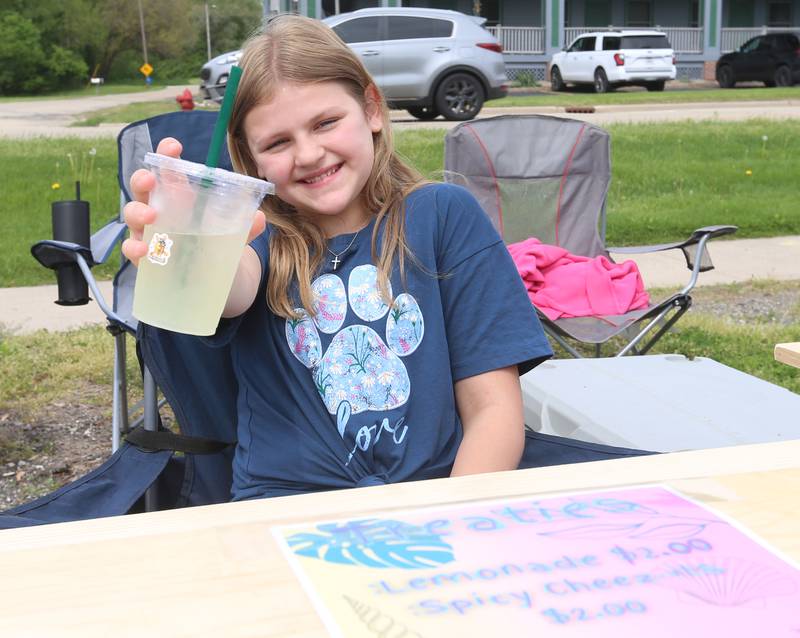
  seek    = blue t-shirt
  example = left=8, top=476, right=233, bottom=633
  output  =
left=213, top=183, right=552, bottom=500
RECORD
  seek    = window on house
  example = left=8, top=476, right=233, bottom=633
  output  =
left=689, top=0, right=700, bottom=28
left=768, top=1, right=792, bottom=26
left=626, top=0, right=652, bottom=27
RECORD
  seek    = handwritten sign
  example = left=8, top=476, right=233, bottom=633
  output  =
left=273, top=485, right=800, bottom=637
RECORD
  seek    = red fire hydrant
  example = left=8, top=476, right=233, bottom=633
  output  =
left=175, top=89, right=195, bottom=111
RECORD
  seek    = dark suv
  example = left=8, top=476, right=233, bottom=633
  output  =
left=716, top=33, right=800, bottom=88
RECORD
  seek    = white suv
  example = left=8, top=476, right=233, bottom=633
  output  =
left=550, top=30, right=676, bottom=93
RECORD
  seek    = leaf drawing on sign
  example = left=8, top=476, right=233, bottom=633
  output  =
left=343, top=594, right=425, bottom=638
left=287, top=518, right=455, bottom=569
left=539, top=523, right=644, bottom=539
left=629, top=522, right=710, bottom=539
left=658, top=557, right=799, bottom=607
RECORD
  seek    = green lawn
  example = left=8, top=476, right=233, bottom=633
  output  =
left=73, top=100, right=219, bottom=127
left=1, top=119, right=799, bottom=287
left=486, top=85, right=800, bottom=107
left=0, top=82, right=192, bottom=103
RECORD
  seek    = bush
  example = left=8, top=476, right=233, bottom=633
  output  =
left=0, top=12, right=45, bottom=93
left=43, top=45, right=88, bottom=90
left=151, top=52, right=205, bottom=83
left=0, top=12, right=88, bottom=94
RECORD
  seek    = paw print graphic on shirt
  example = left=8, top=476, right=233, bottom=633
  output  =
left=285, top=265, right=424, bottom=416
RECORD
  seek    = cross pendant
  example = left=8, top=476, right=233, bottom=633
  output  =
left=331, top=255, right=341, bottom=270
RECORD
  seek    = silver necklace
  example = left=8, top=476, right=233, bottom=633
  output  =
left=327, top=229, right=360, bottom=270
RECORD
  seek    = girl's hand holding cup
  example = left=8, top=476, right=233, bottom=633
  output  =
left=122, top=137, right=267, bottom=267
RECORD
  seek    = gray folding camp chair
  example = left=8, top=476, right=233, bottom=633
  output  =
left=444, top=114, right=737, bottom=358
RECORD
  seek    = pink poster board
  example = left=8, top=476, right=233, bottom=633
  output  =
left=273, top=485, right=800, bottom=637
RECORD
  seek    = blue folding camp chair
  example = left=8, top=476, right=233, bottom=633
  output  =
left=1, top=112, right=238, bottom=528
left=0, top=112, right=654, bottom=530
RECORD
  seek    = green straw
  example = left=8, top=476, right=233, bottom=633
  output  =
left=206, top=65, right=243, bottom=169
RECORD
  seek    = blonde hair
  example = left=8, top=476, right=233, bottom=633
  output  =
left=228, top=14, right=426, bottom=319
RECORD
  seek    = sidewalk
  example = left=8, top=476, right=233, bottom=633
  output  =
left=1, top=235, right=798, bottom=336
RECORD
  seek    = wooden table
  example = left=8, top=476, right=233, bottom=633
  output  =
left=775, top=342, right=800, bottom=369
left=1, top=440, right=799, bottom=637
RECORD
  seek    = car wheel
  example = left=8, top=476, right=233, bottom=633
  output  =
left=434, top=73, right=484, bottom=121
left=716, top=65, right=735, bottom=89
left=645, top=80, right=666, bottom=92
left=593, top=68, right=609, bottom=94
left=407, top=106, right=439, bottom=120
left=774, top=65, right=792, bottom=87
left=550, top=66, right=565, bottom=92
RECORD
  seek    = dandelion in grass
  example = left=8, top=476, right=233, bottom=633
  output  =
left=51, top=183, right=61, bottom=190
left=745, top=169, right=753, bottom=176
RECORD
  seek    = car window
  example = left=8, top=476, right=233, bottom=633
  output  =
left=602, top=36, right=622, bottom=50
left=620, top=35, right=672, bottom=49
left=580, top=36, right=597, bottom=51
left=758, top=37, right=774, bottom=51
left=332, top=17, right=382, bottom=44
left=386, top=16, right=453, bottom=40
left=772, top=34, right=794, bottom=49
left=567, top=37, right=586, bottom=52
left=740, top=37, right=761, bottom=53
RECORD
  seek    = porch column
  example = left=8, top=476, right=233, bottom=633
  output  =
left=545, top=0, right=566, bottom=57
left=702, top=0, right=723, bottom=78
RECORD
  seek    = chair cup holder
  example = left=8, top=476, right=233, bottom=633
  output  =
left=51, top=196, right=91, bottom=306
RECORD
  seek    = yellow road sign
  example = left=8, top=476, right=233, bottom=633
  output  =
left=139, top=63, right=153, bottom=77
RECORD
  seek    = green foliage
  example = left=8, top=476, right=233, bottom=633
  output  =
left=0, top=10, right=87, bottom=93
left=0, top=0, right=263, bottom=94
left=513, top=70, right=539, bottom=88
left=0, top=12, right=46, bottom=93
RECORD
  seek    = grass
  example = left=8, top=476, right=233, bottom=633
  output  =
left=0, top=138, right=122, bottom=287
left=486, top=85, right=800, bottom=107
left=0, top=82, right=191, bottom=103
left=0, top=326, right=142, bottom=420
left=2, top=120, right=799, bottom=287
left=73, top=100, right=219, bottom=127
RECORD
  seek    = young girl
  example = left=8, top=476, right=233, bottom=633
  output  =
left=123, top=15, right=552, bottom=501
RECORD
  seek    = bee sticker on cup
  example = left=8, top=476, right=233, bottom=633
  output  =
left=147, top=232, right=173, bottom=266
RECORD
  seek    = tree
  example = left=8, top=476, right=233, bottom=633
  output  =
left=201, top=0, right=264, bottom=57
left=0, top=12, right=45, bottom=92
left=0, top=10, right=87, bottom=93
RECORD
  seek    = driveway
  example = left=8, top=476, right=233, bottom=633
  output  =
left=1, top=85, right=798, bottom=137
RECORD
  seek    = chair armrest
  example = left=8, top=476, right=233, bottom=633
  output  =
left=608, top=225, right=738, bottom=255
left=30, top=240, right=95, bottom=270
left=608, top=225, right=738, bottom=273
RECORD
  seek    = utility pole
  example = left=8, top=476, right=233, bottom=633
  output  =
left=137, top=0, right=149, bottom=65
left=205, top=2, right=212, bottom=60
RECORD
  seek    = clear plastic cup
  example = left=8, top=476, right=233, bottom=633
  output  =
left=132, top=153, right=273, bottom=336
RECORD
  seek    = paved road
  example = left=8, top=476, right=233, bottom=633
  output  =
left=1, top=85, right=798, bottom=138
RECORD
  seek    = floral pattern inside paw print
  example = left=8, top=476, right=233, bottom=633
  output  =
left=285, top=265, right=424, bottom=418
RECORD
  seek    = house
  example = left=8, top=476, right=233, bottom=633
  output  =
left=270, top=0, right=800, bottom=81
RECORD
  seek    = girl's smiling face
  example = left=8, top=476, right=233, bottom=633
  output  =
left=244, top=81, right=383, bottom=237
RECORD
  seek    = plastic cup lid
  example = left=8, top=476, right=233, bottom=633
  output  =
left=144, top=152, right=274, bottom=198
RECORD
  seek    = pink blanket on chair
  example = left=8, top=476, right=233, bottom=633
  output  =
left=507, top=237, right=650, bottom=321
